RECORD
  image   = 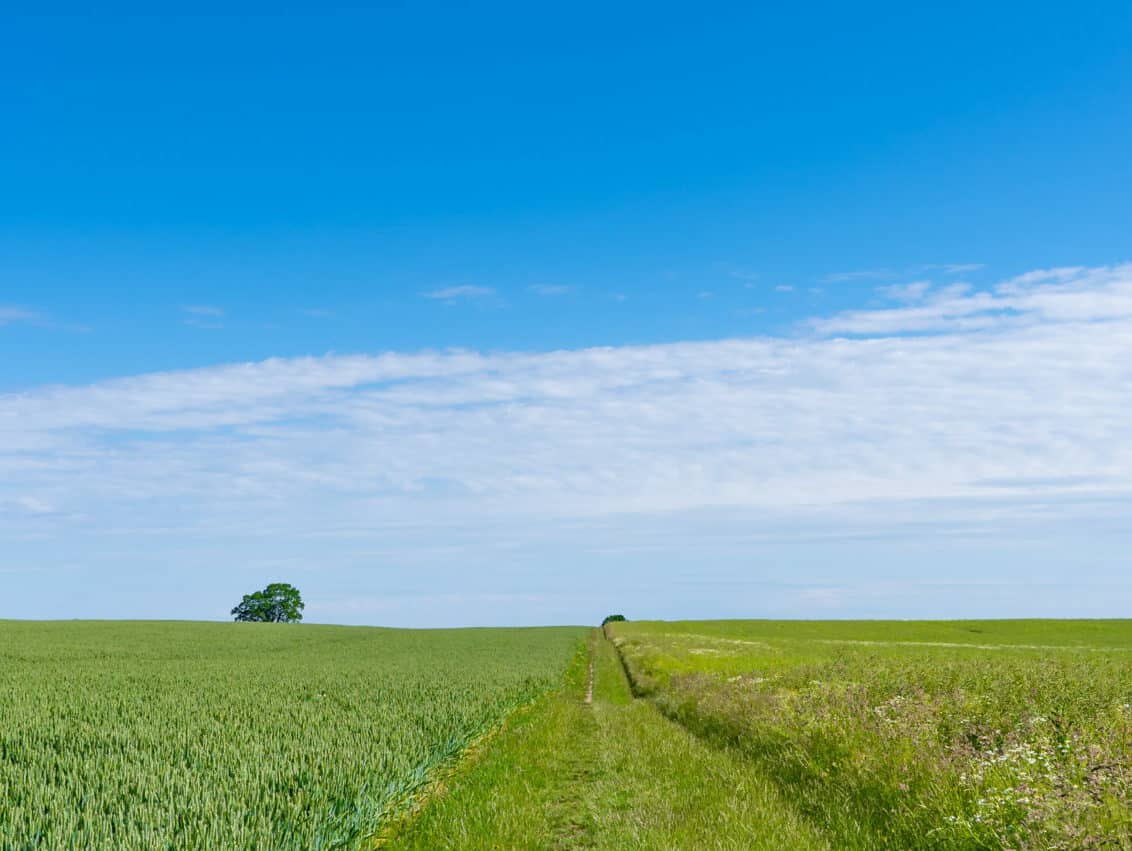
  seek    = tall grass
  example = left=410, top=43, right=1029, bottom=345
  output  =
left=0, top=621, right=584, bottom=849
left=611, top=620, right=1132, bottom=849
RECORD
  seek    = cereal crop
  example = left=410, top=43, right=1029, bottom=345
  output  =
left=0, top=621, right=584, bottom=850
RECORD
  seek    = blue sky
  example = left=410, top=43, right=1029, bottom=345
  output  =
left=3, top=3, right=1132, bottom=625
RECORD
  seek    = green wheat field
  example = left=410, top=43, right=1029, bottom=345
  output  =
left=2, top=619, right=1130, bottom=849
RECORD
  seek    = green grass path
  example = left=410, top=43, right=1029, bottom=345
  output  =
left=387, top=630, right=829, bottom=850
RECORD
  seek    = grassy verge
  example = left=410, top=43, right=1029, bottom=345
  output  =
left=388, top=629, right=829, bottom=850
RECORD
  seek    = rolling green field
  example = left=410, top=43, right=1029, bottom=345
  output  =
left=609, top=620, right=1132, bottom=850
left=0, top=621, right=584, bottom=849
left=2, top=619, right=1130, bottom=849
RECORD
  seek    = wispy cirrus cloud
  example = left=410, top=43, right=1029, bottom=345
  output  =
left=183, top=305, right=224, bottom=317
left=181, top=305, right=225, bottom=329
left=6, top=264, right=1132, bottom=517
left=821, top=268, right=894, bottom=283
left=423, top=285, right=496, bottom=301
left=5, top=264, right=1132, bottom=622
left=8, top=496, right=56, bottom=515
left=823, top=263, right=984, bottom=284
left=714, top=262, right=760, bottom=284
left=876, top=280, right=932, bottom=302
left=918, top=263, right=985, bottom=274
left=0, top=306, right=40, bottom=326
left=812, top=264, right=1132, bottom=335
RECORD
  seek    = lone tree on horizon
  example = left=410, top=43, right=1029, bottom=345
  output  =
left=231, top=582, right=305, bottom=623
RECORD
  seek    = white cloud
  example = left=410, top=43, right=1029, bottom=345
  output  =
left=812, top=264, right=1132, bottom=335
left=182, top=305, right=225, bottom=329
left=876, top=280, right=932, bottom=302
left=5, top=264, right=1132, bottom=621
left=0, top=306, right=39, bottom=326
left=3, top=264, right=1131, bottom=525
left=424, top=285, right=495, bottom=300
left=715, top=263, right=759, bottom=284
left=528, top=284, right=571, bottom=296
left=826, top=264, right=984, bottom=284
left=7, top=496, right=56, bottom=515
left=775, top=285, right=794, bottom=293
left=822, top=269, right=893, bottom=283
left=919, top=263, right=985, bottom=274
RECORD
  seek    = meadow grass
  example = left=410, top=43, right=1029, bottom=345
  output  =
left=0, top=621, right=584, bottom=850
left=390, top=629, right=830, bottom=850
left=609, top=619, right=1132, bottom=850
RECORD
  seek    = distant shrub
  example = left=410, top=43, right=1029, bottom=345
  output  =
left=601, top=614, right=627, bottom=626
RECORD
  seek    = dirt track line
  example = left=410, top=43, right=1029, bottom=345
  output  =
left=584, top=653, right=594, bottom=704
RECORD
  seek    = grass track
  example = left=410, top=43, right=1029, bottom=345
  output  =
left=389, top=629, right=829, bottom=850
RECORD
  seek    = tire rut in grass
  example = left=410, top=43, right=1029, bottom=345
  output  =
left=547, top=639, right=602, bottom=849
left=545, top=731, right=601, bottom=850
